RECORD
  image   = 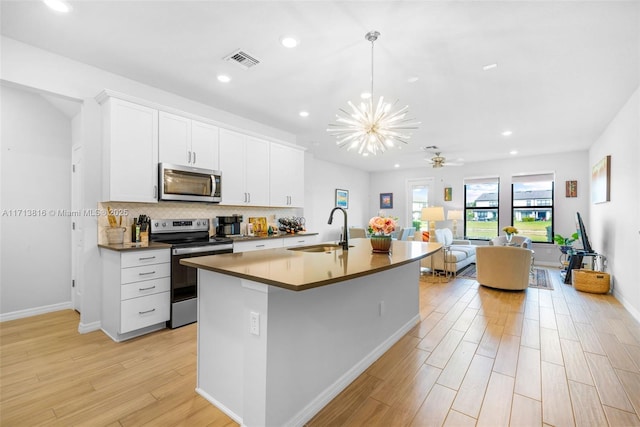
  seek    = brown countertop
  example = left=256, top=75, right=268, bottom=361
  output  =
left=181, top=238, right=442, bottom=291
left=98, top=242, right=172, bottom=251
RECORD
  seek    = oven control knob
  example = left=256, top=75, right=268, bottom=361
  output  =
left=196, top=221, right=200, bottom=226
left=154, top=222, right=159, bottom=228
left=162, top=222, right=167, bottom=227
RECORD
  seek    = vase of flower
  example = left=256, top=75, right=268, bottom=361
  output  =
left=502, top=226, right=519, bottom=245
left=505, top=232, right=514, bottom=244
left=368, top=215, right=397, bottom=253
left=370, top=235, right=392, bottom=253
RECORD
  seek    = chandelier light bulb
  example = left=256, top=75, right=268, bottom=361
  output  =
left=327, top=30, right=419, bottom=156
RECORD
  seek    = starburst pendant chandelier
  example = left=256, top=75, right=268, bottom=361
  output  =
left=327, top=30, right=419, bottom=156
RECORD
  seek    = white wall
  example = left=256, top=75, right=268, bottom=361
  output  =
left=370, top=150, right=591, bottom=265
left=0, top=85, right=72, bottom=315
left=589, top=87, right=640, bottom=321
left=304, top=154, right=370, bottom=242
left=0, top=36, right=298, bottom=330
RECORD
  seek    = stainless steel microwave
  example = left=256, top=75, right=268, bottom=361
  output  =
left=159, top=163, right=221, bottom=203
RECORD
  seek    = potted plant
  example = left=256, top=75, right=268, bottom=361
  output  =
left=553, top=232, right=579, bottom=254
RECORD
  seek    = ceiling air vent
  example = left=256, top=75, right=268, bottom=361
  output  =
left=223, top=49, right=260, bottom=70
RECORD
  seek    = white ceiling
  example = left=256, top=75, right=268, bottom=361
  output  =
left=1, top=1, right=638, bottom=172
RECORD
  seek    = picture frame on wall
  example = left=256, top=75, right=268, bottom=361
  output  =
left=565, top=180, right=578, bottom=198
left=591, top=155, right=611, bottom=204
left=335, top=189, right=349, bottom=209
left=380, top=193, right=393, bottom=209
left=444, top=187, right=452, bottom=202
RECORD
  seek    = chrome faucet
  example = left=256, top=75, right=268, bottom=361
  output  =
left=328, top=207, right=349, bottom=250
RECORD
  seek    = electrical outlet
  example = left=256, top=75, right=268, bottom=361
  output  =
left=249, top=311, right=260, bottom=336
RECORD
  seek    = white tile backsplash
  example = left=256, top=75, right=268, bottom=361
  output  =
left=98, top=201, right=302, bottom=244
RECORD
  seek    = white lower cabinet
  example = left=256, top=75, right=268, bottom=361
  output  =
left=102, top=248, right=171, bottom=341
left=233, top=235, right=319, bottom=253
left=282, top=235, right=318, bottom=248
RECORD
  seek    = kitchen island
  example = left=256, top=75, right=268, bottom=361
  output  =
left=181, top=238, right=441, bottom=426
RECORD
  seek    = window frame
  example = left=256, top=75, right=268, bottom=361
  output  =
left=463, top=177, right=500, bottom=240
left=510, top=174, right=555, bottom=244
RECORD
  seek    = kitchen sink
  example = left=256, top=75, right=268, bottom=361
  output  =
left=288, top=244, right=353, bottom=253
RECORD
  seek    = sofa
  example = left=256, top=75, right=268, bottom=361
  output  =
left=476, top=246, right=533, bottom=290
left=416, top=228, right=476, bottom=273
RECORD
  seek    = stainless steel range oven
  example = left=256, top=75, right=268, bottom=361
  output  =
left=150, top=218, right=233, bottom=328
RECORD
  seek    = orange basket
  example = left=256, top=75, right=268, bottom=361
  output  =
left=572, top=269, right=610, bottom=294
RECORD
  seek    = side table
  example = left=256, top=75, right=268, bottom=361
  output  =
left=443, top=246, right=456, bottom=280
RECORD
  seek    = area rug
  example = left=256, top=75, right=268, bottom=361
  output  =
left=458, top=264, right=553, bottom=290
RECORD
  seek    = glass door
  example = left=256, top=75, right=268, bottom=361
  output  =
left=406, top=178, right=434, bottom=232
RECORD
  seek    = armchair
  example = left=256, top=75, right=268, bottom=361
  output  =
left=476, top=246, right=532, bottom=290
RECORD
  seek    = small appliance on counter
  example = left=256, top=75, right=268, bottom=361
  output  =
left=215, top=215, right=243, bottom=237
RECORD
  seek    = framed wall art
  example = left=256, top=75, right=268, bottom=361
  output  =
left=444, top=187, right=452, bottom=202
left=591, top=155, right=611, bottom=204
left=380, top=193, right=393, bottom=209
left=565, top=180, right=578, bottom=198
left=335, top=189, right=349, bottom=209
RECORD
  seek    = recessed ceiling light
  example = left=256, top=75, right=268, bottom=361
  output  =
left=280, top=36, right=299, bottom=48
left=299, top=111, right=309, bottom=118
left=482, top=63, right=498, bottom=71
left=502, top=130, right=513, bottom=137
left=43, top=0, right=72, bottom=13
left=217, top=74, right=231, bottom=83
left=394, top=164, right=400, bottom=168
left=407, top=77, right=419, bottom=83
left=360, top=92, right=371, bottom=99
left=510, top=150, right=518, bottom=155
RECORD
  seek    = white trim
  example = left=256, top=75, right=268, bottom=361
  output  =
left=196, top=387, right=244, bottom=425
left=78, top=320, right=101, bottom=334
left=286, top=314, right=421, bottom=427
left=0, top=301, right=72, bottom=322
left=614, top=289, right=640, bottom=323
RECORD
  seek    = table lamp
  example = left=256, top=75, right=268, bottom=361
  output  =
left=421, top=207, right=445, bottom=241
left=447, top=210, right=463, bottom=238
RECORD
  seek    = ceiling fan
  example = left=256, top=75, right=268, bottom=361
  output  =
left=422, top=146, right=464, bottom=168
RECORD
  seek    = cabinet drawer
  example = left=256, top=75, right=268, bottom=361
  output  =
left=121, top=277, right=170, bottom=301
left=120, top=291, right=170, bottom=333
left=233, top=238, right=283, bottom=253
left=283, top=236, right=318, bottom=248
left=121, top=262, right=170, bottom=284
left=121, top=249, right=170, bottom=268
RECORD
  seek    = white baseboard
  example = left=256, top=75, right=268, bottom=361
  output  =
left=286, top=314, right=421, bottom=427
left=614, top=290, right=640, bottom=324
left=78, top=320, right=101, bottom=334
left=0, top=301, right=72, bottom=322
left=196, top=387, right=243, bottom=426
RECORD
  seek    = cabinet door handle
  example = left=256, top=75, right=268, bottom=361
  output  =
left=138, top=256, right=156, bottom=261
left=139, top=271, right=156, bottom=276
left=247, top=192, right=251, bottom=203
left=188, top=151, right=192, bottom=163
left=139, top=308, right=156, bottom=315
left=138, top=285, right=156, bottom=291
left=153, top=185, right=158, bottom=198
left=193, top=151, right=196, bottom=164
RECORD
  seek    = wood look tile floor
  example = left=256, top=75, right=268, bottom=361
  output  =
left=2, top=268, right=640, bottom=426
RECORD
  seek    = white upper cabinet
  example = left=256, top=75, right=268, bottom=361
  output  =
left=219, top=128, right=269, bottom=206
left=159, top=111, right=219, bottom=170
left=270, top=143, right=305, bottom=207
left=101, top=97, right=159, bottom=203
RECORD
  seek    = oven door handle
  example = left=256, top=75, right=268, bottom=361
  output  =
left=172, top=245, right=233, bottom=256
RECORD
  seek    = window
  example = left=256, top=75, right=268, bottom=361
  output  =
left=464, top=177, right=499, bottom=239
left=512, top=173, right=554, bottom=243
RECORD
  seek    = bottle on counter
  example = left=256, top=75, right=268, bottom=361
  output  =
left=131, top=217, right=137, bottom=243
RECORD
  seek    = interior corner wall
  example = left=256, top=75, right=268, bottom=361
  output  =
left=0, top=36, right=296, bottom=329
left=0, top=85, right=72, bottom=315
left=304, top=154, right=370, bottom=242
left=589, top=87, right=640, bottom=321
left=369, top=150, right=591, bottom=266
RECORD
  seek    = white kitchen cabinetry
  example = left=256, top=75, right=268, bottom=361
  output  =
left=282, top=235, right=318, bottom=248
left=101, top=248, right=170, bottom=342
left=219, top=128, right=270, bottom=206
left=159, top=111, right=219, bottom=170
left=270, top=143, right=305, bottom=207
left=101, top=97, right=159, bottom=203
left=233, top=238, right=283, bottom=253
